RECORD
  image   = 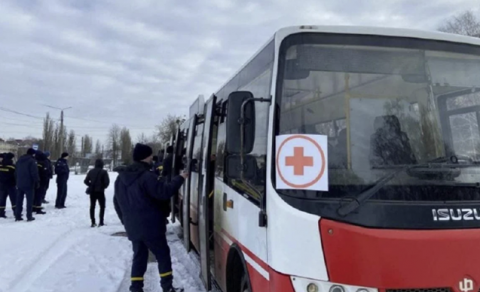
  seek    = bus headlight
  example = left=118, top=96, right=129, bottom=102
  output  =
left=330, top=285, right=345, bottom=292
left=307, top=283, right=319, bottom=292
left=291, top=276, right=377, bottom=292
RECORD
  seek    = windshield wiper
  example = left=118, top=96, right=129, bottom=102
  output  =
left=337, top=167, right=407, bottom=217
left=336, top=157, right=476, bottom=217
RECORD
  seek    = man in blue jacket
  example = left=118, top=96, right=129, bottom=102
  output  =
left=15, top=148, right=39, bottom=222
left=114, top=143, right=187, bottom=292
left=0, top=152, right=17, bottom=218
left=54, top=152, right=69, bottom=209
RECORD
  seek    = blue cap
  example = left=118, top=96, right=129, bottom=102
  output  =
left=44, top=151, right=50, bottom=157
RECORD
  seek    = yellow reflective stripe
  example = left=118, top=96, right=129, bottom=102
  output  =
left=157, top=166, right=163, bottom=170
left=160, top=271, right=172, bottom=277
left=0, top=207, right=5, bottom=209
left=6, top=165, right=15, bottom=169
left=208, top=190, right=214, bottom=199
left=131, top=277, right=144, bottom=281
left=0, top=169, right=8, bottom=172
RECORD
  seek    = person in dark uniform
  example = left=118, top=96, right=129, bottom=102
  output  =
left=84, top=159, right=110, bottom=227
left=54, top=152, right=70, bottom=209
left=0, top=153, right=17, bottom=218
left=114, top=143, right=187, bottom=292
left=33, top=151, right=48, bottom=215
left=161, top=146, right=174, bottom=181
left=15, top=148, right=39, bottom=222
left=43, top=151, right=53, bottom=204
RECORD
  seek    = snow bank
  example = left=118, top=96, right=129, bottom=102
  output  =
left=0, top=172, right=207, bottom=292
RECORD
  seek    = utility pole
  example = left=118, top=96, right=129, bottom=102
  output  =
left=43, top=105, right=72, bottom=155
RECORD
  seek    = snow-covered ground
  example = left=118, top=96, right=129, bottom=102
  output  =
left=0, top=172, right=207, bottom=292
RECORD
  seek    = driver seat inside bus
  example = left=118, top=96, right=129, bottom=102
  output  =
left=369, top=115, right=417, bottom=167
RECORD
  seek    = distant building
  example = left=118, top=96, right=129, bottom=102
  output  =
left=0, top=141, right=18, bottom=156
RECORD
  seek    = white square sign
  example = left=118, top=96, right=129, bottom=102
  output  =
left=275, top=134, right=329, bottom=191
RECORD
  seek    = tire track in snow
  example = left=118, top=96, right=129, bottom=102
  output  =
left=7, top=229, right=82, bottom=292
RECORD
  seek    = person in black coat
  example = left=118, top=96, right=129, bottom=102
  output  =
left=0, top=152, right=17, bottom=218
left=161, top=146, right=174, bottom=181
left=114, top=143, right=187, bottom=292
left=43, top=151, right=53, bottom=204
left=32, top=151, right=48, bottom=215
left=84, top=159, right=110, bottom=227
left=54, top=152, right=70, bottom=209
left=15, top=148, right=39, bottom=222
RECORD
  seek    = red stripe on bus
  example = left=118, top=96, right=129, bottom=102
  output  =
left=220, top=229, right=269, bottom=272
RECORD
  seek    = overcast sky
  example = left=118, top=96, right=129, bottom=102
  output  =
left=0, top=0, right=478, bottom=147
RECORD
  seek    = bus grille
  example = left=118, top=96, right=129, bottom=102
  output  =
left=386, top=288, right=452, bottom=292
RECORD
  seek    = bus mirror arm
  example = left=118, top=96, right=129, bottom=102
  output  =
left=240, top=97, right=271, bottom=228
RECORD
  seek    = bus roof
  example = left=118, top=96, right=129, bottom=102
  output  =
left=209, top=25, right=480, bottom=104
left=275, top=25, right=480, bottom=47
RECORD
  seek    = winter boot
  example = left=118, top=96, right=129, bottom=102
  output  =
left=91, top=223, right=97, bottom=228
left=15, top=217, right=24, bottom=222
left=163, top=287, right=184, bottom=292
left=27, top=217, right=35, bottom=222
left=0, top=211, right=6, bottom=218
left=36, top=210, right=46, bottom=215
left=42, top=200, right=49, bottom=204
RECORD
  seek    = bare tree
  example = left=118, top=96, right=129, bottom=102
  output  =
left=42, top=113, right=55, bottom=152
left=120, top=127, right=133, bottom=165
left=156, top=114, right=182, bottom=144
left=137, top=132, right=149, bottom=144
left=108, top=124, right=121, bottom=167
left=80, top=135, right=93, bottom=157
left=95, top=140, right=103, bottom=158
left=66, top=130, right=76, bottom=157
left=438, top=10, right=480, bottom=37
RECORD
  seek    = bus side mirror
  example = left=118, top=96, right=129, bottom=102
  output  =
left=226, top=91, right=256, bottom=155
left=225, top=154, right=257, bottom=181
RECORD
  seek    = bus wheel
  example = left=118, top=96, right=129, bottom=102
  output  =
left=240, top=272, right=251, bottom=292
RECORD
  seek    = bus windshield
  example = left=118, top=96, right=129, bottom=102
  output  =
left=276, top=34, right=480, bottom=202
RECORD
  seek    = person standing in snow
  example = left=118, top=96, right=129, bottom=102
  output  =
left=43, top=151, right=53, bottom=204
left=54, top=152, right=69, bottom=209
left=84, top=159, right=110, bottom=227
left=113, top=143, right=187, bottom=292
left=15, top=148, right=39, bottom=222
left=32, top=151, right=48, bottom=215
left=0, top=153, right=17, bottom=218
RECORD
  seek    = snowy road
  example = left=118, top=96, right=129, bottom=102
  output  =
left=0, top=172, right=206, bottom=292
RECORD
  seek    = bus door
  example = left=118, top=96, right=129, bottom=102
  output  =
left=171, top=128, right=185, bottom=224
left=183, top=115, right=197, bottom=251
left=199, top=95, right=217, bottom=289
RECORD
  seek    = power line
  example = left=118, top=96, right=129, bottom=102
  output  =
left=0, top=107, right=44, bottom=120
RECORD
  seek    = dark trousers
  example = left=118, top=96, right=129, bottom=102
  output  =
left=55, top=180, right=68, bottom=208
left=16, top=187, right=34, bottom=219
left=90, top=192, right=105, bottom=224
left=130, top=236, right=173, bottom=292
left=0, top=186, right=16, bottom=216
left=44, top=179, right=50, bottom=199
left=34, top=187, right=46, bottom=212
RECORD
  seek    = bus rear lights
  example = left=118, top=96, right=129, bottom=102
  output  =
left=307, top=283, right=319, bottom=292
left=330, top=285, right=346, bottom=292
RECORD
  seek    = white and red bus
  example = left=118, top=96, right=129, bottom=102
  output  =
left=166, top=25, right=480, bottom=292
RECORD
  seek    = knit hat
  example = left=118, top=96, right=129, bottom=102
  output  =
left=61, top=152, right=69, bottom=158
left=44, top=151, right=51, bottom=157
left=133, top=143, right=153, bottom=162
left=27, top=148, right=36, bottom=156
